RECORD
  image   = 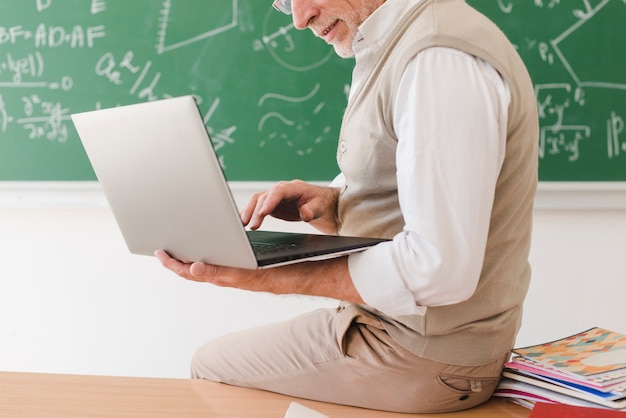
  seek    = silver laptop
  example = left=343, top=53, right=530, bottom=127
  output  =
left=71, top=95, right=386, bottom=269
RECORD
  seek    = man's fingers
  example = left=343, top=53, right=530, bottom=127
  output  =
left=155, top=250, right=194, bottom=279
left=189, top=262, right=206, bottom=276
left=154, top=249, right=174, bottom=267
left=248, top=192, right=269, bottom=229
left=240, top=192, right=262, bottom=225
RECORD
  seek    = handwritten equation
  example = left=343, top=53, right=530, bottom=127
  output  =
left=475, top=0, right=626, bottom=169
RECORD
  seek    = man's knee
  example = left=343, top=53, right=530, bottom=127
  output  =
left=189, top=330, right=273, bottom=383
left=190, top=340, right=219, bottom=380
left=190, top=337, right=240, bottom=381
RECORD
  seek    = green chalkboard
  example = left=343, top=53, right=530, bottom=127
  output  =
left=0, top=0, right=624, bottom=181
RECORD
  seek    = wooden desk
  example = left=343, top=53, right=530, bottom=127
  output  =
left=0, top=371, right=530, bottom=417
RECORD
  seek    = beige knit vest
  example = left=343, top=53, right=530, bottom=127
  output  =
left=336, top=0, right=539, bottom=365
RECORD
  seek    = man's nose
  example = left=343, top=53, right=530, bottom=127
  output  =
left=290, top=0, right=318, bottom=30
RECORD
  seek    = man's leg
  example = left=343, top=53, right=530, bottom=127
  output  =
left=191, top=307, right=506, bottom=414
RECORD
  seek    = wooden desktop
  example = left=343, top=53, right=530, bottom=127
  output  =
left=0, top=371, right=530, bottom=417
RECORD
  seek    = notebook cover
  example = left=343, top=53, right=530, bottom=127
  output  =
left=514, top=327, right=626, bottom=384
left=530, top=402, right=626, bottom=417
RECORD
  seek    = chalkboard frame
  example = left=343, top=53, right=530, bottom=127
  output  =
left=0, top=181, right=625, bottom=210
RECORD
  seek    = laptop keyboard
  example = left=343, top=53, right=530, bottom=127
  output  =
left=250, top=241, right=301, bottom=255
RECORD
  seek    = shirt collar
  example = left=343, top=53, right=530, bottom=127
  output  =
left=353, top=0, right=424, bottom=56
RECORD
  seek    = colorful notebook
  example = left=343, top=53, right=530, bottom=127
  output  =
left=513, top=327, right=626, bottom=385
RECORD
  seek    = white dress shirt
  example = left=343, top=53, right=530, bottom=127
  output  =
left=338, top=0, right=511, bottom=316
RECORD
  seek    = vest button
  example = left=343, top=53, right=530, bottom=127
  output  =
left=339, top=141, right=347, bottom=152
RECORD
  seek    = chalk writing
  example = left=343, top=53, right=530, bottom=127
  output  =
left=18, top=95, right=70, bottom=143
left=258, top=83, right=332, bottom=156
left=0, top=76, right=73, bottom=91
left=539, top=126, right=590, bottom=162
left=0, top=94, right=10, bottom=132
left=496, top=0, right=513, bottom=14
left=202, top=97, right=237, bottom=169
left=91, top=0, right=107, bottom=14
left=156, top=0, right=238, bottom=54
left=95, top=51, right=163, bottom=102
left=534, top=0, right=561, bottom=9
left=0, top=24, right=106, bottom=48
left=36, top=0, right=52, bottom=12
left=551, top=0, right=625, bottom=91
left=607, top=112, right=625, bottom=159
left=0, top=51, right=43, bottom=83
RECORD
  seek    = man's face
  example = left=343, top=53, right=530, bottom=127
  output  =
left=287, top=0, right=386, bottom=58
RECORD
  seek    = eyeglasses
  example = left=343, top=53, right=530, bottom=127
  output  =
left=272, top=0, right=292, bottom=15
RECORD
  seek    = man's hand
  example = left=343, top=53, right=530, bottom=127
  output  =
left=240, top=180, right=340, bottom=234
left=154, top=249, right=265, bottom=289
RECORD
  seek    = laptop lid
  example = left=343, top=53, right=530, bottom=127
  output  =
left=71, top=96, right=386, bottom=269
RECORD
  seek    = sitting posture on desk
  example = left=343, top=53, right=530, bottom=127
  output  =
left=156, top=0, right=539, bottom=413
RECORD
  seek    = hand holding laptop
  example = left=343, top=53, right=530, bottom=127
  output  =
left=154, top=244, right=365, bottom=305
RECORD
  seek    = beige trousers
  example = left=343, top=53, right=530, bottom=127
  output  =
left=191, top=306, right=508, bottom=414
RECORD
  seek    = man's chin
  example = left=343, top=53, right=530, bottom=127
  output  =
left=332, top=43, right=355, bottom=58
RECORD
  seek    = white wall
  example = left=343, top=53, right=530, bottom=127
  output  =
left=0, top=183, right=625, bottom=378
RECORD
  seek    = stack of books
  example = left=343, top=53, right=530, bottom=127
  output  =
left=494, top=327, right=626, bottom=411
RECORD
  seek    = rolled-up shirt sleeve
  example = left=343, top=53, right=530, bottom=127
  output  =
left=348, top=47, right=510, bottom=317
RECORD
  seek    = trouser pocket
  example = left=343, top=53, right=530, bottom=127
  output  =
left=427, top=373, right=501, bottom=412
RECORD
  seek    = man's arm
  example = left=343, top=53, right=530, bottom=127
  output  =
left=154, top=250, right=365, bottom=303
left=347, top=48, right=510, bottom=316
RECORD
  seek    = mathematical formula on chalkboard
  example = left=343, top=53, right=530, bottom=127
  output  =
left=0, top=0, right=625, bottom=181
left=467, top=0, right=625, bottom=181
